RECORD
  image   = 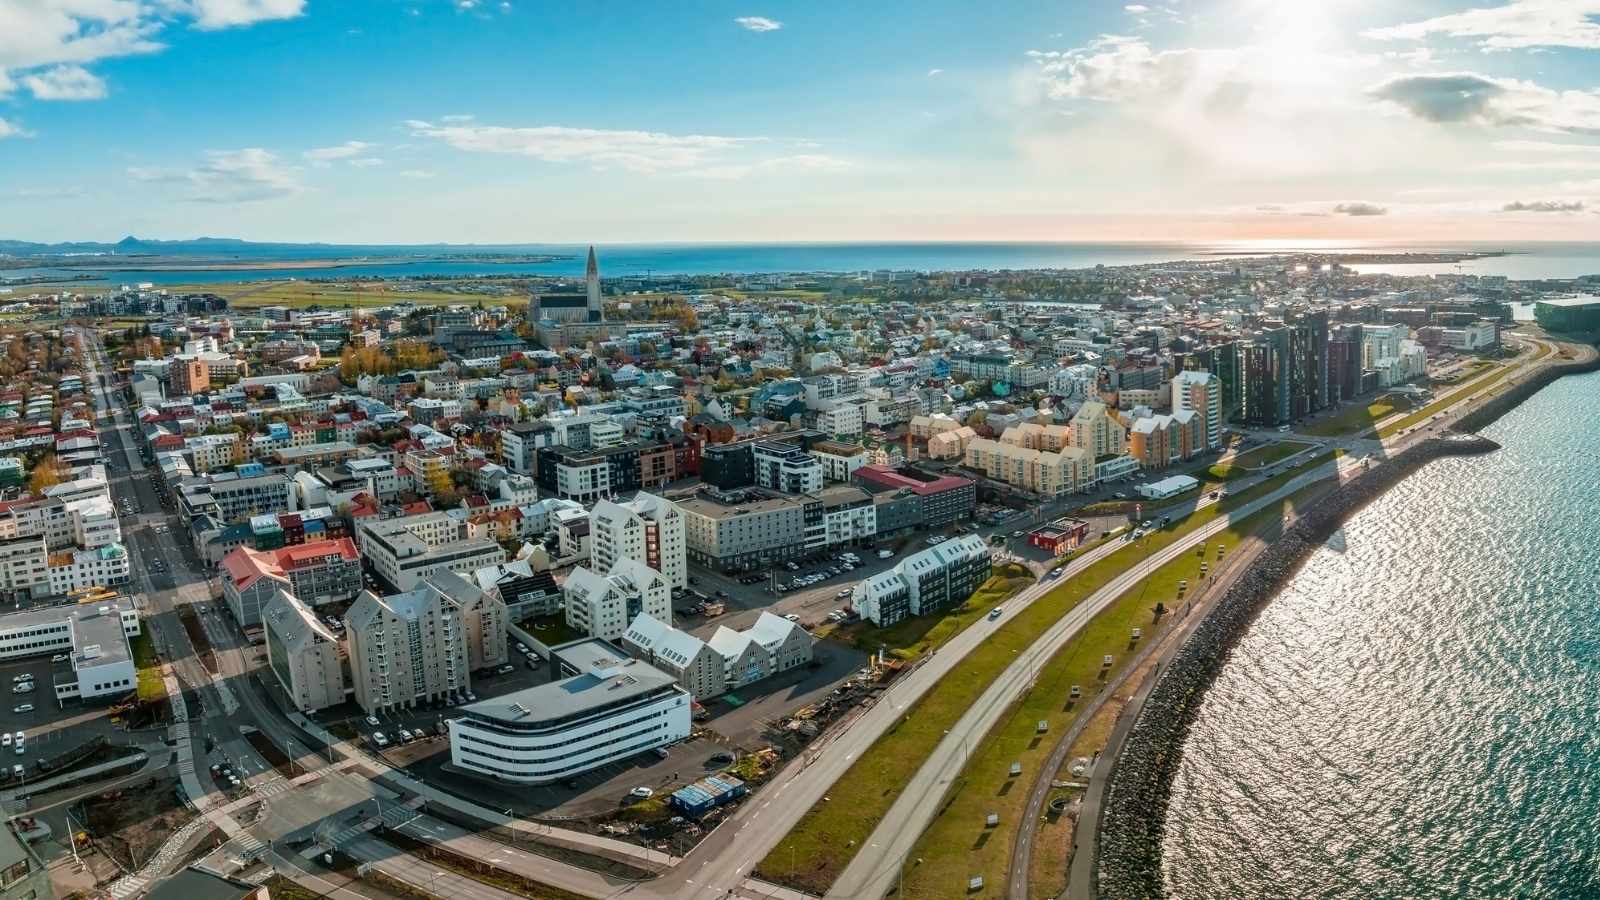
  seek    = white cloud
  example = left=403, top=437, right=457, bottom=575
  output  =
left=0, top=1, right=301, bottom=103
left=304, top=141, right=375, bottom=162
left=22, top=65, right=106, bottom=100
left=182, top=0, right=306, bottom=30
left=1368, top=71, right=1600, bottom=135
left=405, top=119, right=759, bottom=173
left=128, top=148, right=301, bottom=202
left=1124, top=4, right=1150, bottom=12
left=734, top=16, right=782, bottom=32
left=1493, top=139, right=1600, bottom=153
left=0, top=118, right=33, bottom=140
left=440, top=114, right=475, bottom=123
left=1366, top=1, right=1600, bottom=51
left=348, top=157, right=384, bottom=168
left=681, top=154, right=854, bottom=180
left=398, top=169, right=436, bottom=178
left=927, top=68, right=944, bottom=77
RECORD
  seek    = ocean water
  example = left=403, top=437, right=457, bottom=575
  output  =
left=1162, top=368, right=1600, bottom=899
left=5, top=240, right=1600, bottom=285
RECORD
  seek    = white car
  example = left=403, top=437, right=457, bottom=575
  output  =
left=365, top=715, right=381, bottom=727
left=628, top=786, right=654, bottom=800
left=398, top=729, right=413, bottom=743
left=2, top=734, right=11, bottom=748
left=14, top=739, right=23, bottom=755
left=11, top=705, right=30, bottom=715
left=11, top=683, right=31, bottom=695
left=784, top=614, right=800, bottom=622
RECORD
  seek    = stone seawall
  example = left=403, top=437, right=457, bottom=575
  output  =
left=1092, top=346, right=1600, bottom=900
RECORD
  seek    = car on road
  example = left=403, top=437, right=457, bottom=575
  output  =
left=495, top=664, right=515, bottom=675
left=989, top=608, right=1004, bottom=620
left=877, top=549, right=894, bottom=560
left=784, top=613, right=800, bottom=622
left=1011, top=530, right=1025, bottom=538
left=11, top=705, right=30, bottom=715
left=1113, top=492, right=1128, bottom=499
left=628, top=786, right=654, bottom=800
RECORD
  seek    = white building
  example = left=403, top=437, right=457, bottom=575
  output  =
left=1171, top=370, right=1224, bottom=450
left=590, top=492, right=687, bottom=590
left=562, top=558, right=671, bottom=642
left=0, top=599, right=141, bottom=703
left=815, top=399, right=865, bottom=438
left=850, top=533, right=991, bottom=627
left=447, top=638, right=691, bottom=785
left=356, top=512, right=507, bottom=592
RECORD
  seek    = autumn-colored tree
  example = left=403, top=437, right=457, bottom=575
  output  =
left=27, top=454, right=69, bottom=495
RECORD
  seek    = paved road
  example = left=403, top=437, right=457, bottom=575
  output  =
left=825, top=453, right=1366, bottom=900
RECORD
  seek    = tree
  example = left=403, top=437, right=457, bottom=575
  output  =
left=27, top=454, right=68, bottom=495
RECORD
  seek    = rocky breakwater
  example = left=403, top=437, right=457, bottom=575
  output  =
left=1092, top=434, right=1500, bottom=900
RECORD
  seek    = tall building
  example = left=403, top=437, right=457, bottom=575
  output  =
left=1171, top=370, right=1223, bottom=449
left=1239, top=340, right=1282, bottom=427
left=591, top=492, right=687, bottom=590
left=1068, top=400, right=1128, bottom=459
left=345, top=583, right=470, bottom=714
left=262, top=589, right=345, bottom=713
left=1208, top=340, right=1243, bottom=421
left=168, top=355, right=209, bottom=396
left=531, top=245, right=624, bottom=348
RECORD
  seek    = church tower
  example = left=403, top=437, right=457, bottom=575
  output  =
left=585, top=245, right=601, bottom=321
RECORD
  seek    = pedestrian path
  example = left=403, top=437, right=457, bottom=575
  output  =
left=106, top=812, right=213, bottom=899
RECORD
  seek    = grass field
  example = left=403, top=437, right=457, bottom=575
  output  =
left=1225, top=439, right=1316, bottom=470
left=815, top=567, right=1034, bottom=661
left=520, top=615, right=581, bottom=647
left=895, top=487, right=1327, bottom=900
left=161, top=279, right=528, bottom=310
left=756, top=456, right=1337, bottom=893
left=130, top=630, right=166, bottom=703
left=1300, top=394, right=1414, bottom=437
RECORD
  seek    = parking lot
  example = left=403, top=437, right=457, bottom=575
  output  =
left=0, top=656, right=126, bottom=777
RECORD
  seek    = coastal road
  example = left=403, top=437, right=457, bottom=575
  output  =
left=823, top=453, right=1367, bottom=900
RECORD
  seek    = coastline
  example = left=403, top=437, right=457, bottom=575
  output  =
left=1089, top=342, right=1600, bottom=900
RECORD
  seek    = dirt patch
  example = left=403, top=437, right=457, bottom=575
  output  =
left=177, top=608, right=218, bottom=675
left=83, top=777, right=196, bottom=872
left=245, top=730, right=294, bottom=778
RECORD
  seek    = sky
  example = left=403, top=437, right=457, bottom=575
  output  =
left=2, top=0, right=1600, bottom=244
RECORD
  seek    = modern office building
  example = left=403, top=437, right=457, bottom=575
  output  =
left=753, top=439, right=824, bottom=494
left=262, top=589, right=346, bottom=713
left=852, top=465, right=976, bottom=528
left=677, top=487, right=808, bottom=572
left=591, top=491, right=687, bottom=590
left=447, top=638, right=691, bottom=784
left=1535, top=296, right=1600, bottom=332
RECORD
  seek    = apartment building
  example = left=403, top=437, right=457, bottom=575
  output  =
left=1069, top=400, right=1128, bottom=459
left=262, top=589, right=346, bottom=713
left=562, top=558, right=671, bottom=643
left=182, top=471, right=296, bottom=524
left=427, top=571, right=509, bottom=673
left=46, top=543, right=132, bottom=596
left=1172, top=370, right=1224, bottom=450
left=753, top=440, right=823, bottom=494
left=345, top=583, right=470, bottom=714
left=1128, top=410, right=1203, bottom=469
left=964, top=436, right=1095, bottom=497
left=853, top=465, right=976, bottom=528
left=810, top=440, right=867, bottom=483
left=677, top=488, right=808, bottom=573
left=0, top=538, right=49, bottom=600
left=499, top=420, right=554, bottom=475
left=356, top=512, right=507, bottom=592
left=851, top=533, right=992, bottom=626
left=591, top=491, right=687, bottom=590
left=220, top=538, right=363, bottom=627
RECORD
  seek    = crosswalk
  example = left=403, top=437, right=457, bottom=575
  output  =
left=224, top=831, right=267, bottom=864
left=253, top=777, right=291, bottom=798
left=106, top=813, right=213, bottom=900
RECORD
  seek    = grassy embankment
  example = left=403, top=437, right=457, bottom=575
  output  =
left=1376, top=362, right=1517, bottom=439
left=1202, top=439, right=1316, bottom=480
left=897, top=484, right=1332, bottom=900
left=756, top=455, right=1337, bottom=893
left=129, top=630, right=166, bottom=703
left=1299, top=395, right=1413, bottom=437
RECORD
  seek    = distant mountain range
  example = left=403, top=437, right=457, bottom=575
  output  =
left=0, top=236, right=561, bottom=258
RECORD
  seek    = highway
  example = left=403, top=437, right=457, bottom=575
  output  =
left=823, top=452, right=1366, bottom=900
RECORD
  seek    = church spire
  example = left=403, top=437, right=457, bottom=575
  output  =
left=585, top=245, right=601, bottom=319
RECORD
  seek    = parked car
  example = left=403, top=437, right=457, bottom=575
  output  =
left=9, top=675, right=28, bottom=684
left=11, top=683, right=32, bottom=695
left=365, top=715, right=381, bottom=727
left=495, top=664, right=515, bottom=675
left=784, top=613, right=800, bottom=622
left=398, top=729, right=413, bottom=743
left=628, top=786, right=654, bottom=800
left=11, top=705, right=30, bottom=715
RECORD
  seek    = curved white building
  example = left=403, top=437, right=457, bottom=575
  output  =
left=448, top=639, right=690, bottom=784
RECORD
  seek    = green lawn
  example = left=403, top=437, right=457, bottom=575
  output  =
left=816, top=567, right=1033, bottom=662
left=1226, top=440, right=1315, bottom=469
left=520, top=615, right=581, bottom=647
left=129, top=630, right=166, bottom=703
left=1300, top=395, right=1413, bottom=437
left=1377, top=363, right=1515, bottom=438
left=896, top=492, right=1321, bottom=900
left=161, top=280, right=528, bottom=310
left=756, top=455, right=1337, bottom=893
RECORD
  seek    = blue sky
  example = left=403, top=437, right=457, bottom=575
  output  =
left=3, top=0, right=1600, bottom=243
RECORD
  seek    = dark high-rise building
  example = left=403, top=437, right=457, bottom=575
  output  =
left=1209, top=341, right=1243, bottom=421
left=1293, top=308, right=1331, bottom=412
left=1239, top=341, right=1281, bottom=427
left=1328, top=339, right=1359, bottom=405
left=1259, top=326, right=1294, bottom=425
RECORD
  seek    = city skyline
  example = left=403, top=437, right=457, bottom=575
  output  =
left=3, top=0, right=1600, bottom=243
